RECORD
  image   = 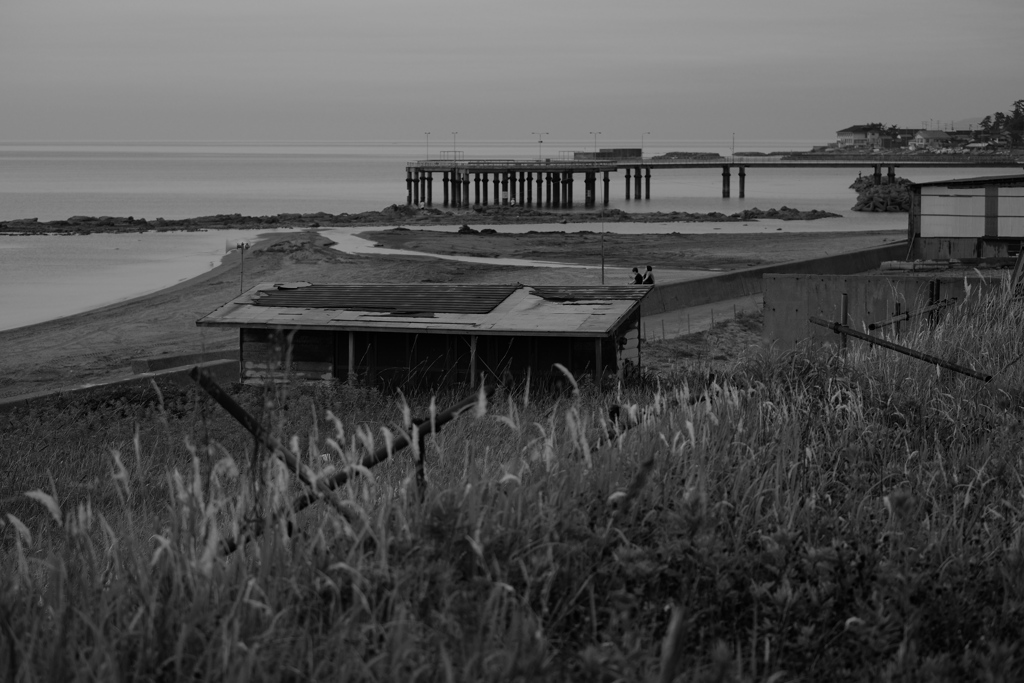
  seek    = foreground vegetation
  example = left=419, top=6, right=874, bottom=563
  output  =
left=3, top=278, right=1024, bottom=681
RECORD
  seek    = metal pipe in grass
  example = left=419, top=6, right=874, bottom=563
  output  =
left=189, top=367, right=493, bottom=552
left=867, top=298, right=957, bottom=331
left=289, top=384, right=494, bottom=514
left=188, top=366, right=345, bottom=512
left=809, top=316, right=993, bottom=383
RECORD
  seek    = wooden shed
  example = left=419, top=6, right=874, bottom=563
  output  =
left=196, top=283, right=651, bottom=387
left=908, top=174, right=1024, bottom=260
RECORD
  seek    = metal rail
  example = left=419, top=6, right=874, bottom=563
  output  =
left=867, top=299, right=956, bottom=331
left=808, top=316, right=992, bottom=382
left=408, top=156, right=1023, bottom=170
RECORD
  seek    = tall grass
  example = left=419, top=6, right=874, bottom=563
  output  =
left=3, top=276, right=1024, bottom=680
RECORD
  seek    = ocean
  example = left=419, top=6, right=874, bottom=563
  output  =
left=1, top=139, right=998, bottom=223
left=0, top=140, right=1005, bottom=331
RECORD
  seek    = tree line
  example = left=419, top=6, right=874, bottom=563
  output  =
left=978, top=99, right=1024, bottom=146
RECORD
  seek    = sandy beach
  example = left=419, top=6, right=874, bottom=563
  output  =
left=0, top=226, right=903, bottom=399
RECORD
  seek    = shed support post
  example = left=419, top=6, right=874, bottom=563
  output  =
left=406, top=169, right=413, bottom=205
left=841, top=293, right=849, bottom=353
left=644, top=167, right=651, bottom=199
left=443, top=171, right=449, bottom=207
left=624, top=168, right=631, bottom=199
left=348, top=331, right=355, bottom=384
left=738, top=167, right=746, bottom=198
left=722, top=166, right=731, bottom=198
left=873, top=165, right=882, bottom=186
left=469, top=335, right=478, bottom=387
left=426, top=172, right=433, bottom=206
left=634, top=166, right=641, bottom=199
left=603, top=171, right=610, bottom=206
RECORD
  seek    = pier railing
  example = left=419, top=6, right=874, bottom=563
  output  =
left=409, top=155, right=1022, bottom=170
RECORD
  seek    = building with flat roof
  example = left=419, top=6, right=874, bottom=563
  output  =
left=197, top=282, right=651, bottom=387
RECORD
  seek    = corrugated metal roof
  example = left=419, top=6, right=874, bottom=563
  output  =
left=531, top=285, right=651, bottom=301
left=198, top=282, right=651, bottom=338
left=911, top=174, right=1024, bottom=189
left=252, top=283, right=519, bottom=314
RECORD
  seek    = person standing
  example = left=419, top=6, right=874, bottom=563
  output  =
left=642, top=265, right=654, bottom=285
left=631, top=267, right=643, bottom=284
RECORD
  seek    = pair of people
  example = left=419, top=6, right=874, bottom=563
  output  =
left=631, top=266, right=654, bottom=285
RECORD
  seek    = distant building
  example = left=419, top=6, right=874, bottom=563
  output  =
left=908, top=174, right=1024, bottom=260
left=574, top=148, right=642, bottom=161
left=197, top=283, right=651, bottom=388
left=912, top=130, right=950, bottom=149
left=836, top=125, right=884, bottom=148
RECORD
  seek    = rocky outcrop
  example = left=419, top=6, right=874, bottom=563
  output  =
left=850, top=176, right=912, bottom=212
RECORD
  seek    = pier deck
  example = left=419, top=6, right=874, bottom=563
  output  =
left=405, top=155, right=1024, bottom=207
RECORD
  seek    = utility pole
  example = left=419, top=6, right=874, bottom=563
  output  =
left=532, top=131, right=548, bottom=160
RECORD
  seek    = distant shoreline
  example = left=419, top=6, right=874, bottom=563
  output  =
left=0, top=204, right=843, bottom=235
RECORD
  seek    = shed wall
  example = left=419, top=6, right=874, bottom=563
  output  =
left=239, top=319, right=640, bottom=388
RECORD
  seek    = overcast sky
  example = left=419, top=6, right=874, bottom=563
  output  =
left=2, top=0, right=1021, bottom=144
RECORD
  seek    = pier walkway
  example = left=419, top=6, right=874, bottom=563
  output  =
left=406, top=154, right=1024, bottom=207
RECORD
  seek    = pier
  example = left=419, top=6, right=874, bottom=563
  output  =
left=406, top=155, right=1024, bottom=207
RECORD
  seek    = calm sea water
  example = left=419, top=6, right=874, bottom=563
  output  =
left=0, top=140, right=1006, bottom=332
left=1, top=139, right=999, bottom=223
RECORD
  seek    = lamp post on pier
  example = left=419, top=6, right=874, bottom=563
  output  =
left=641, top=131, right=651, bottom=158
left=532, top=131, right=548, bottom=160
left=452, top=132, right=458, bottom=158
left=589, top=131, right=601, bottom=154
left=425, top=132, right=430, bottom=160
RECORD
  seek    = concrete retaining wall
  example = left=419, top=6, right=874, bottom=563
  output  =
left=763, top=272, right=1000, bottom=350
left=641, top=241, right=909, bottom=317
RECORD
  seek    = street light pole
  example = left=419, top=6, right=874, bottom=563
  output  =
left=531, top=131, right=548, bottom=160
left=425, top=132, right=430, bottom=160
left=452, top=132, right=458, bottom=158
left=641, top=131, right=651, bottom=158
left=589, top=131, right=601, bottom=153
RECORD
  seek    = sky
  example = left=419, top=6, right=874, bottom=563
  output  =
left=2, top=0, right=1021, bottom=144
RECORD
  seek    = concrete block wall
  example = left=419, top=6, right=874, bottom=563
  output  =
left=640, top=241, right=909, bottom=317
